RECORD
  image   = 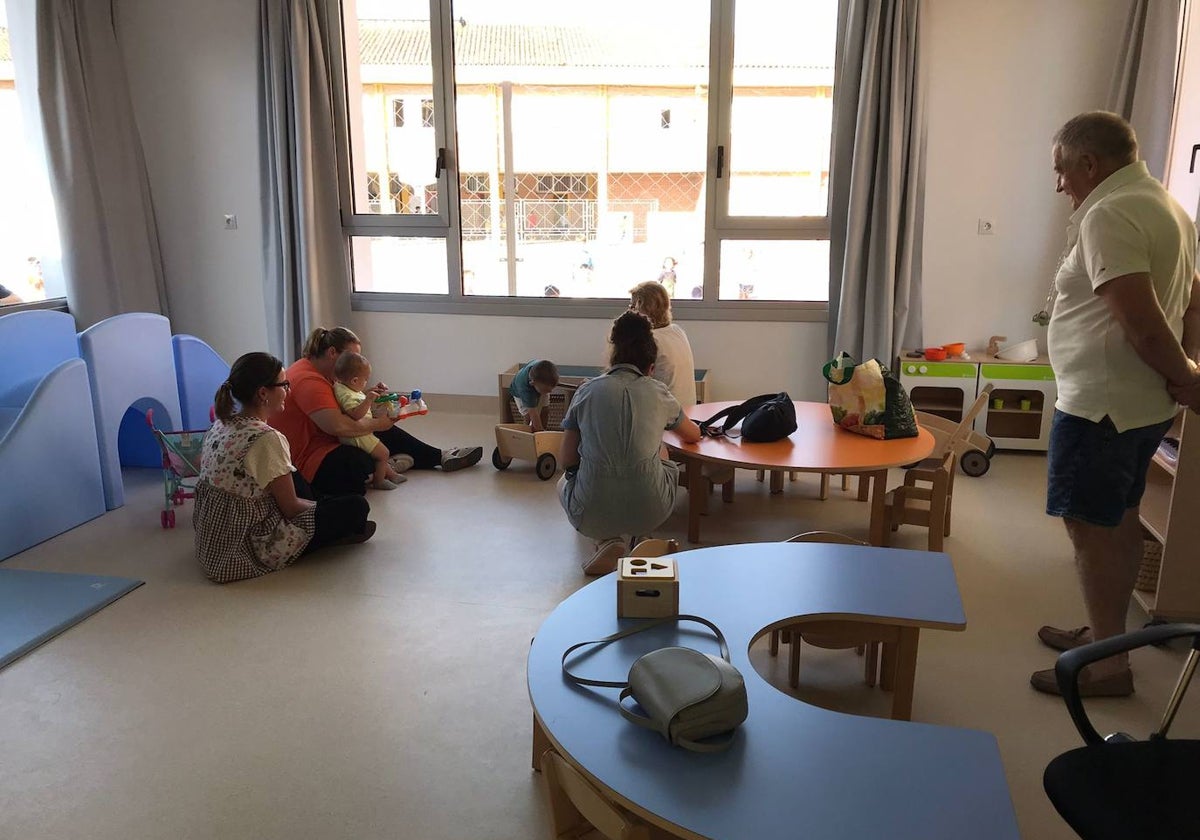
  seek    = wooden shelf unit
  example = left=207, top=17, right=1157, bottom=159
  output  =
left=1135, top=412, right=1200, bottom=621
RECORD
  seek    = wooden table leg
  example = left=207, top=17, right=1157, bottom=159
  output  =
left=856, top=473, right=869, bottom=502
left=686, top=456, right=705, bottom=543
left=889, top=627, right=920, bottom=721
left=867, top=470, right=888, bottom=545
left=769, top=470, right=784, bottom=494
left=532, top=713, right=551, bottom=771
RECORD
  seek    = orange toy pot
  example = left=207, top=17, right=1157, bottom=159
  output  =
left=923, top=347, right=948, bottom=361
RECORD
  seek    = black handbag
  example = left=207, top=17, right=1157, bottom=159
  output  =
left=698, top=393, right=797, bottom=442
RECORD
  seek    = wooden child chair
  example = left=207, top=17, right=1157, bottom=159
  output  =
left=768, top=531, right=896, bottom=690
left=629, top=538, right=679, bottom=557
left=541, top=749, right=653, bottom=840
left=881, top=384, right=993, bottom=552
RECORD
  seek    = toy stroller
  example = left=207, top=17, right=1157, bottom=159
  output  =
left=146, top=408, right=207, bottom=528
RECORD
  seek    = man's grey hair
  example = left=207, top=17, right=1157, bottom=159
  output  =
left=1053, top=111, right=1138, bottom=166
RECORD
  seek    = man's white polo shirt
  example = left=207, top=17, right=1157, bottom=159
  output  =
left=1047, top=161, right=1196, bottom=432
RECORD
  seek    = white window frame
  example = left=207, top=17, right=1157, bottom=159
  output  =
left=327, top=0, right=833, bottom=321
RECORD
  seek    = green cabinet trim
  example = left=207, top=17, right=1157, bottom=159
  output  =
left=979, top=364, right=1056, bottom=381
left=898, top=362, right=978, bottom=378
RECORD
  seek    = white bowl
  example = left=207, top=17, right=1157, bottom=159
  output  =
left=996, top=338, right=1038, bottom=362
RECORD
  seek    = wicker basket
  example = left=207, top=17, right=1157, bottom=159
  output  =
left=1136, top=539, right=1163, bottom=593
left=510, top=387, right=574, bottom=432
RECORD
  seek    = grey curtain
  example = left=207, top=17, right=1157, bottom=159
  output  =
left=7, top=0, right=169, bottom=327
left=828, top=0, right=926, bottom=365
left=1109, top=0, right=1183, bottom=180
left=261, top=0, right=351, bottom=363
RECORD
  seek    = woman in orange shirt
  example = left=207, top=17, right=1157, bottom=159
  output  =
left=271, top=327, right=483, bottom=497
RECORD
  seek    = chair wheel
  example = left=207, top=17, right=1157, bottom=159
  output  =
left=492, top=447, right=511, bottom=470
left=536, top=453, right=557, bottom=480
left=960, top=449, right=990, bottom=477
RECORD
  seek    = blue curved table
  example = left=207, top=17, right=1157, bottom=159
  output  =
left=528, top=542, right=1018, bottom=839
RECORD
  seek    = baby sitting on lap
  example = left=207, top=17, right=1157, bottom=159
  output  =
left=333, top=351, right=405, bottom=490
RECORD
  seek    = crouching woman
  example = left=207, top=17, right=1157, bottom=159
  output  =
left=194, top=352, right=373, bottom=583
left=558, top=311, right=702, bottom=575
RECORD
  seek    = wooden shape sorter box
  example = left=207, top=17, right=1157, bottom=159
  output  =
left=617, top=557, right=679, bottom=618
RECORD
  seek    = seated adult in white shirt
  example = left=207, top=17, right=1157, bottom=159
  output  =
left=629, top=280, right=696, bottom=407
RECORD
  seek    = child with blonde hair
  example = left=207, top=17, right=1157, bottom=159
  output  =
left=333, top=351, right=406, bottom=490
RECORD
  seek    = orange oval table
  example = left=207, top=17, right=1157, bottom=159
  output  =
left=663, top=401, right=936, bottom=544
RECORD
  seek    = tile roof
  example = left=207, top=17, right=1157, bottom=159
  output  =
left=358, top=20, right=831, bottom=72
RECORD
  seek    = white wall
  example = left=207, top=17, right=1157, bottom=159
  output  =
left=114, top=0, right=1132, bottom=391
left=921, top=0, right=1128, bottom=355
left=116, top=0, right=269, bottom=364
left=352, top=311, right=830, bottom=402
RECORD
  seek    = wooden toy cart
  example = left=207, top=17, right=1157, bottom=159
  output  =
left=492, top=424, right=565, bottom=480
left=914, top=410, right=995, bottom=477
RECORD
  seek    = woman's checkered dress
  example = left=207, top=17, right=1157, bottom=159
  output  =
left=193, top=416, right=315, bottom=583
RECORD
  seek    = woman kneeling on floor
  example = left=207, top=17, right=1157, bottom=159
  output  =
left=558, top=311, right=702, bottom=575
left=194, top=352, right=374, bottom=583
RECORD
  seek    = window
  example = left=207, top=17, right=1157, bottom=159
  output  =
left=329, top=0, right=837, bottom=313
left=392, top=97, right=405, bottom=128
left=0, top=2, right=65, bottom=308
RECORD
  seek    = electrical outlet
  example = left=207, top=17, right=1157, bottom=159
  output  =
left=977, top=218, right=995, bottom=235
left=223, top=214, right=238, bottom=230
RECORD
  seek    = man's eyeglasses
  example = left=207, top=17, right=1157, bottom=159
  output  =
left=267, top=380, right=291, bottom=391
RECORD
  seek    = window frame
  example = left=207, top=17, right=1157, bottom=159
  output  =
left=327, top=0, right=832, bottom=322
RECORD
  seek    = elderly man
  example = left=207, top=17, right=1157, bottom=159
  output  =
left=1034, top=112, right=1200, bottom=696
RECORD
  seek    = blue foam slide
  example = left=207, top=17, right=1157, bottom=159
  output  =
left=173, top=334, right=230, bottom=430
left=0, top=569, right=143, bottom=670
left=0, top=311, right=106, bottom=561
left=79, top=313, right=182, bottom=510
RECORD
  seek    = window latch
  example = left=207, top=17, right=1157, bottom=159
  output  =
left=435, top=147, right=447, bottom=179
left=716, top=145, right=726, bottom=179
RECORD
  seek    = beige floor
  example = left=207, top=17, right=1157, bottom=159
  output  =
left=1, top=409, right=1195, bottom=840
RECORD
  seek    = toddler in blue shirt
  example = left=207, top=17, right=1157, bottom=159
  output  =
left=509, top=359, right=559, bottom=431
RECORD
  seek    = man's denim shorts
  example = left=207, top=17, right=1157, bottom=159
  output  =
left=1046, top=410, right=1172, bottom=527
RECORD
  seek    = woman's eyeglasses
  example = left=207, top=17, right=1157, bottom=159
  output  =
left=267, top=380, right=291, bottom=391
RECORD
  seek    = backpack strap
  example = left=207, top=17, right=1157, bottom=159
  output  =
left=697, top=394, right=777, bottom=438
left=560, top=614, right=731, bottom=688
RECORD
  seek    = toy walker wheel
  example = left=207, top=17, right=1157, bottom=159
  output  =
left=166, top=509, right=176, bottom=528
left=173, top=489, right=185, bottom=505
left=960, top=449, right=990, bottom=477
left=160, top=510, right=170, bottom=529
left=535, top=453, right=557, bottom=481
left=491, top=447, right=511, bottom=470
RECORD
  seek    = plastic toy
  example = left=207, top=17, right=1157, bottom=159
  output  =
left=492, top=423, right=564, bottom=480
left=373, top=389, right=429, bottom=420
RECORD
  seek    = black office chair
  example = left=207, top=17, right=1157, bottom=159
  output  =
left=1043, top=623, right=1200, bottom=839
